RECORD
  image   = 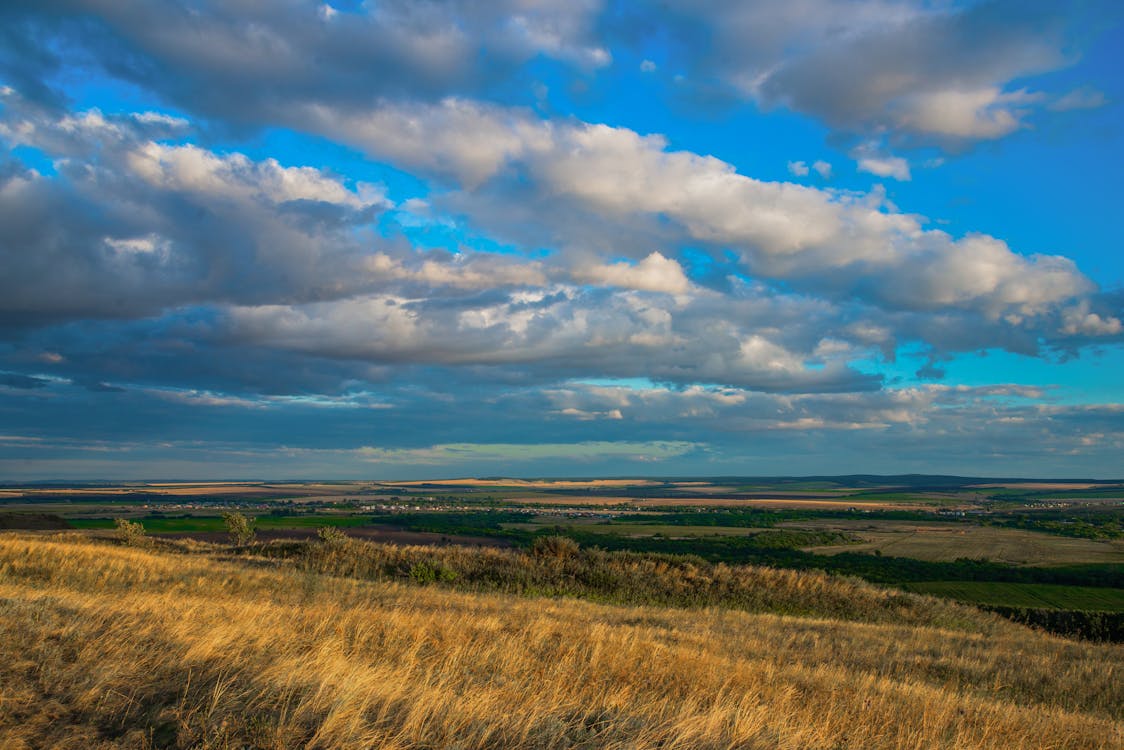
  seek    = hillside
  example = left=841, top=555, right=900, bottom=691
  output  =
left=0, top=533, right=1121, bottom=749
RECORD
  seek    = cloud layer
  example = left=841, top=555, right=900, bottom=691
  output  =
left=1, top=0, right=1121, bottom=477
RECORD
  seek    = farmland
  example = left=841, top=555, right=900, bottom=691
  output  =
left=3, top=475, right=1124, bottom=645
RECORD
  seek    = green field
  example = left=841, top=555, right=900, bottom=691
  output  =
left=501, top=522, right=772, bottom=537
left=902, top=581, right=1124, bottom=611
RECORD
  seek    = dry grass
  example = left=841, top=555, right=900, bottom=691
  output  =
left=0, top=534, right=1121, bottom=749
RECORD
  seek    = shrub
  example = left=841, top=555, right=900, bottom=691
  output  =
left=316, top=525, right=349, bottom=548
left=409, top=561, right=458, bottom=585
left=222, top=512, right=256, bottom=546
left=113, top=518, right=150, bottom=547
left=530, top=535, right=580, bottom=560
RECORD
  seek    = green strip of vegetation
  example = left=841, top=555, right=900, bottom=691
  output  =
left=901, top=581, right=1124, bottom=611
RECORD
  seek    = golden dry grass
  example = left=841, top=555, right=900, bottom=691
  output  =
left=0, top=534, right=1121, bottom=749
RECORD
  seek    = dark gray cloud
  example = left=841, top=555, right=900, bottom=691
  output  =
left=2, top=0, right=608, bottom=119
left=1, top=375, right=1121, bottom=479
left=4, top=0, right=1095, bottom=153
left=0, top=96, right=391, bottom=329
left=0, top=371, right=50, bottom=389
left=642, top=0, right=1086, bottom=148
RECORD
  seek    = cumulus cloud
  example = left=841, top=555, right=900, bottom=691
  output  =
left=218, top=283, right=879, bottom=393
left=333, top=103, right=1101, bottom=331
left=5, top=0, right=1092, bottom=158
left=650, top=0, right=1074, bottom=148
left=1, top=0, right=608, bottom=116
left=893, top=87, right=1042, bottom=140
left=0, top=1, right=1119, bottom=480
left=571, top=252, right=690, bottom=294
left=1060, top=301, right=1123, bottom=337
left=4, top=87, right=1114, bottom=410
left=0, top=102, right=393, bottom=327
left=854, top=149, right=912, bottom=181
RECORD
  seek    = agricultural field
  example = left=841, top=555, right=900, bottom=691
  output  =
left=791, top=519, right=1124, bottom=566
left=900, top=582, right=1124, bottom=611
left=3, top=475, right=1124, bottom=640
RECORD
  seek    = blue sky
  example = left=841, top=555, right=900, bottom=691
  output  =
left=1, top=0, right=1122, bottom=479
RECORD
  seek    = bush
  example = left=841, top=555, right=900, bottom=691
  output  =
left=316, top=526, right=349, bottom=547
left=530, top=535, right=581, bottom=560
left=409, top=561, right=457, bottom=585
left=222, top=512, right=256, bottom=546
left=113, top=518, right=150, bottom=547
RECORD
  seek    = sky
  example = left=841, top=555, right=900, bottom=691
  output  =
left=1, top=0, right=1123, bottom=480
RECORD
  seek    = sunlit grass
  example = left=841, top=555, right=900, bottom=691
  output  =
left=0, top=534, right=1120, bottom=748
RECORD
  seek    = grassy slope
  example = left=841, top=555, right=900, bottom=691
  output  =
left=0, top=534, right=1120, bottom=749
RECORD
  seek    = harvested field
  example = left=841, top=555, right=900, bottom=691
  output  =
left=633, top=497, right=936, bottom=510
left=383, top=478, right=663, bottom=489
left=800, top=522, right=1124, bottom=566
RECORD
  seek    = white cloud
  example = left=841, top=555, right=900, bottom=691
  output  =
left=301, top=98, right=553, bottom=186
left=1060, top=301, right=1122, bottom=336
left=812, top=160, right=832, bottom=178
left=126, top=142, right=386, bottom=209
left=856, top=154, right=911, bottom=181
left=363, top=252, right=548, bottom=290
left=787, top=160, right=810, bottom=177
left=571, top=252, right=690, bottom=294
left=640, top=59, right=657, bottom=73
left=852, top=144, right=911, bottom=180
left=2, top=98, right=1105, bottom=350
left=893, top=87, right=1042, bottom=140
